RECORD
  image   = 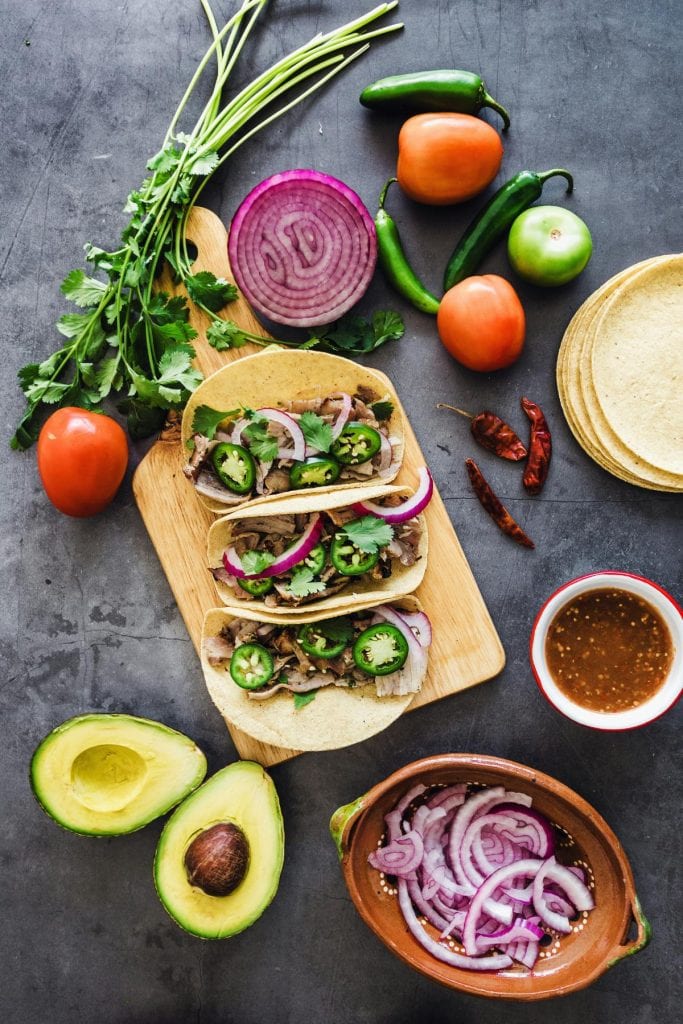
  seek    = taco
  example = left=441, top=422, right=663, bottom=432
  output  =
left=201, top=597, right=432, bottom=751
left=207, top=476, right=431, bottom=615
left=181, top=349, right=404, bottom=513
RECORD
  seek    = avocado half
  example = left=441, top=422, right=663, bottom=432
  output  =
left=30, top=714, right=207, bottom=836
left=154, top=761, right=284, bottom=939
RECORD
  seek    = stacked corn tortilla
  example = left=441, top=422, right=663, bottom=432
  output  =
left=556, top=254, right=683, bottom=491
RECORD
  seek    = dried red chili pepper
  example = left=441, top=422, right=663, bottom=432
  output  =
left=521, top=397, right=552, bottom=495
left=465, top=458, right=535, bottom=549
left=437, top=403, right=527, bottom=461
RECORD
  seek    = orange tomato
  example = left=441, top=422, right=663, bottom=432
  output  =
left=397, top=113, right=503, bottom=205
left=37, top=408, right=128, bottom=517
left=437, top=275, right=525, bottom=371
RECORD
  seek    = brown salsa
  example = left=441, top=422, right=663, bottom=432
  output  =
left=545, top=588, right=673, bottom=713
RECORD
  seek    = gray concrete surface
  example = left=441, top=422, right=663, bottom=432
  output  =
left=1, top=1, right=681, bottom=1021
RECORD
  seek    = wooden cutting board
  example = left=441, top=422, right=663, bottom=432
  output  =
left=133, top=207, right=505, bottom=766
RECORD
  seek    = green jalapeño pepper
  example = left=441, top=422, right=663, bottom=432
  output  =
left=229, top=643, right=275, bottom=689
left=443, top=169, right=574, bottom=291
left=330, top=535, right=379, bottom=576
left=360, top=69, right=511, bottom=129
left=297, top=618, right=353, bottom=659
left=352, top=623, right=409, bottom=676
left=211, top=442, right=256, bottom=495
left=289, top=456, right=341, bottom=489
left=302, top=543, right=327, bottom=576
left=331, top=422, right=382, bottom=465
left=237, top=577, right=274, bottom=597
left=375, top=178, right=441, bottom=315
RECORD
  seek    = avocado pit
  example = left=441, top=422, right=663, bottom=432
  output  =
left=184, top=822, right=250, bottom=896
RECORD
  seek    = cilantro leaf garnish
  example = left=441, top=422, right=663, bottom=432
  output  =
left=286, top=567, right=327, bottom=599
left=370, top=400, right=394, bottom=422
left=299, top=411, right=333, bottom=453
left=369, top=310, right=404, bottom=349
left=241, top=550, right=276, bottom=576
left=203, top=310, right=405, bottom=356
left=242, top=417, right=279, bottom=462
left=341, top=515, right=394, bottom=554
left=185, top=272, right=238, bottom=313
left=293, top=691, right=317, bottom=710
left=191, top=404, right=241, bottom=440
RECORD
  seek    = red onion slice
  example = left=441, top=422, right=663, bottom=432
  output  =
left=392, top=609, right=433, bottom=648
left=223, top=513, right=323, bottom=579
left=373, top=604, right=430, bottom=678
left=462, top=859, right=545, bottom=956
left=532, top=856, right=594, bottom=933
left=330, top=392, right=353, bottom=440
left=228, top=169, right=377, bottom=328
left=232, top=408, right=306, bottom=463
left=368, top=830, right=424, bottom=877
left=397, top=880, right=513, bottom=972
left=353, top=467, right=434, bottom=523
left=475, top=919, right=545, bottom=950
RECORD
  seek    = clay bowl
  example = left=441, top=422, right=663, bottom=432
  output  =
left=330, top=754, right=649, bottom=1000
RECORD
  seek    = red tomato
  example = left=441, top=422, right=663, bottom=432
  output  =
left=397, top=113, right=503, bottom=205
left=37, top=408, right=128, bottom=517
left=437, top=275, right=526, bottom=371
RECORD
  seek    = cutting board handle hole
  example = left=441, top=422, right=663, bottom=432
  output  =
left=184, top=240, right=199, bottom=265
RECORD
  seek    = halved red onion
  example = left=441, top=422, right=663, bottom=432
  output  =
left=228, top=169, right=377, bottom=328
left=232, top=408, right=306, bottom=463
left=353, top=467, right=434, bottom=524
left=223, top=513, right=323, bottom=579
left=368, top=829, right=424, bottom=877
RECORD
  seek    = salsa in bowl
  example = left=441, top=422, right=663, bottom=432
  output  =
left=530, top=571, right=682, bottom=730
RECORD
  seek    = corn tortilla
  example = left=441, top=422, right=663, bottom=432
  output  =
left=182, top=348, right=405, bottom=514
left=207, top=483, right=428, bottom=615
left=201, top=598, right=427, bottom=751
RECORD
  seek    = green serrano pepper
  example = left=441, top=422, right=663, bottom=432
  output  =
left=375, top=178, right=441, bottom=315
left=443, top=169, right=574, bottom=291
left=360, top=69, right=511, bottom=129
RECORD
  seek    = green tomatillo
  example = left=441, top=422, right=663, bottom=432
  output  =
left=507, top=206, right=592, bottom=287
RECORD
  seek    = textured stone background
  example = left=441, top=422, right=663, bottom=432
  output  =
left=1, top=1, right=681, bottom=1021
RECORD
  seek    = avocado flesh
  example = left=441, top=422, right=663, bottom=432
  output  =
left=154, top=761, right=284, bottom=939
left=31, top=714, right=207, bottom=836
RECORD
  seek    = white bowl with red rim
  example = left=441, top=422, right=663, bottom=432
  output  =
left=530, top=571, right=683, bottom=730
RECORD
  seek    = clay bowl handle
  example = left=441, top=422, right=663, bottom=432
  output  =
left=607, top=890, right=652, bottom=968
left=329, top=793, right=368, bottom=861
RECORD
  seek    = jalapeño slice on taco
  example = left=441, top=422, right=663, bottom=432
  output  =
left=181, top=350, right=404, bottom=513
left=200, top=598, right=432, bottom=751
left=207, top=476, right=432, bottom=615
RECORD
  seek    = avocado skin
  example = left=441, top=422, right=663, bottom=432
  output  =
left=30, top=713, right=207, bottom=837
left=153, top=761, right=285, bottom=939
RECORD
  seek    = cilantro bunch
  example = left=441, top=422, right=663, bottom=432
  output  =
left=12, top=0, right=402, bottom=449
